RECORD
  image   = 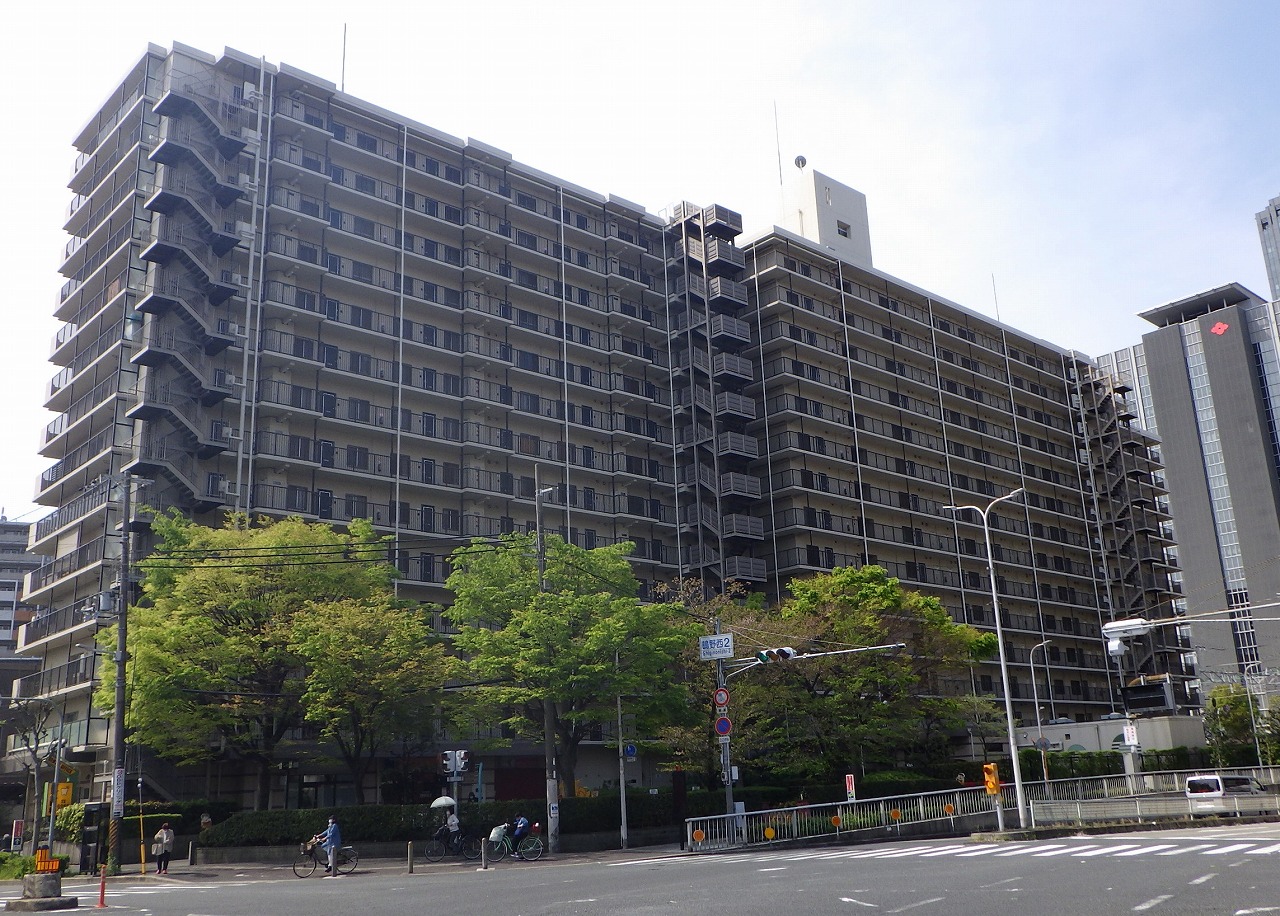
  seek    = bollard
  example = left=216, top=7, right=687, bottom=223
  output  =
left=96, top=865, right=107, bottom=909
left=407, top=841, right=413, bottom=874
left=481, top=838, right=488, bottom=870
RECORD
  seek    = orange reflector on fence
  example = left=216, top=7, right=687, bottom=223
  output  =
left=831, top=815, right=842, bottom=827
left=692, top=829, right=705, bottom=843
left=943, top=803, right=955, bottom=815
left=889, top=809, right=902, bottom=820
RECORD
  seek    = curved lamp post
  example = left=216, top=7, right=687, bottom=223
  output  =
left=944, top=487, right=1028, bottom=829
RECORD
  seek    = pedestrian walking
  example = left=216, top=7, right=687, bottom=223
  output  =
left=152, top=822, right=175, bottom=875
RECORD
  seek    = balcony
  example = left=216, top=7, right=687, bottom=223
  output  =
left=14, top=657, right=98, bottom=700
left=716, top=391, right=757, bottom=421
left=701, top=204, right=743, bottom=239
left=704, top=238, right=746, bottom=275
left=724, top=555, right=767, bottom=581
left=709, top=313, right=752, bottom=347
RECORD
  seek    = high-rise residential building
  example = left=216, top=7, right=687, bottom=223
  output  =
left=1255, top=195, right=1280, bottom=302
left=1101, top=283, right=1280, bottom=694
left=14, top=43, right=1183, bottom=806
left=0, top=519, right=43, bottom=656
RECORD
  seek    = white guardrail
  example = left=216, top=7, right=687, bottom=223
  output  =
left=684, top=766, right=1280, bottom=852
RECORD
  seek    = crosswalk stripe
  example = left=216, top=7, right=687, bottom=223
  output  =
left=918, top=845, right=981, bottom=857
left=955, top=846, right=1007, bottom=857
left=1113, top=845, right=1178, bottom=856
left=1155, top=844, right=1218, bottom=856
left=1202, top=843, right=1255, bottom=855
left=1246, top=843, right=1280, bottom=854
left=1074, top=844, right=1141, bottom=857
left=1033, top=845, right=1097, bottom=856
left=877, top=845, right=968, bottom=858
left=996, top=844, right=1066, bottom=856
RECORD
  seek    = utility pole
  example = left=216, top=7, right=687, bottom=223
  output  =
left=109, top=475, right=132, bottom=874
left=715, top=616, right=734, bottom=816
left=534, top=467, right=559, bottom=853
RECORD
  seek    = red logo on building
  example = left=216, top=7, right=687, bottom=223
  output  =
left=1210, top=321, right=1230, bottom=335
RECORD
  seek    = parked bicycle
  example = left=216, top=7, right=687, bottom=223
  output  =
left=486, top=821, right=543, bottom=861
left=293, top=838, right=359, bottom=877
left=422, top=823, right=482, bottom=862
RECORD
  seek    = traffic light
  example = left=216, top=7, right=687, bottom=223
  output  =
left=756, top=646, right=799, bottom=663
left=455, top=750, right=470, bottom=772
left=441, top=750, right=456, bottom=773
left=982, top=762, right=1000, bottom=796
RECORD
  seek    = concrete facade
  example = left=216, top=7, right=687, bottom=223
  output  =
left=17, top=44, right=1187, bottom=805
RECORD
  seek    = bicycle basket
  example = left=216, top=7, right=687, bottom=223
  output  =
left=488, top=824, right=506, bottom=843
left=531, top=822, right=541, bottom=836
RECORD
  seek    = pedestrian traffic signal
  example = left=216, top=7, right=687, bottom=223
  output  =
left=756, top=646, right=799, bottom=663
left=441, top=750, right=456, bottom=773
left=455, top=750, right=470, bottom=772
left=982, top=762, right=1000, bottom=795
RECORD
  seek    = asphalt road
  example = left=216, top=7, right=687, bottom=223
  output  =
left=21, top=823, right=1280, bottom=915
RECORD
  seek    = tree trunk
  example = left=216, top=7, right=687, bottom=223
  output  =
left=254, top=761, right=272, bottom=811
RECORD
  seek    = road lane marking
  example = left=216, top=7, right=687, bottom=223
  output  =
left=996, top=844, right=1066, bottom=856
left=1203, top=843, right=1256, bottom=855
left=839, top=897, right=880, bottom=907
left=1133, top=894, right=1174, bottom=911
left=758, top=867, right=789, bottom=872
left=918, top=845, right=980, bottom=857
left=1114, top=845, right=1178, bottom=856
left=1188, top=874, right=1216, bottom=885
left=887, top=897, right=945, bottom=913
left=1074, top=844, right=1141, bottom=857
left=1156, top=844, right=1218, bottom=855
left=1245, top=843, right=1280, bottom=854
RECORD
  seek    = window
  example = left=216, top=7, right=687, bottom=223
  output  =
left=348, top=398, right=371, bottom=422
left=345, top=494, right=368, bottom=518
left=836, top=221, right=851, bottom=238
left=346, top=446, right=369, bottom=470
left=286, top=485, right=310, bottom=511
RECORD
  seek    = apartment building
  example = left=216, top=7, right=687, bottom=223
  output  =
left=1101, top=283, right=1280, bottom=694
left=18, top=42, right=1183, bottom=804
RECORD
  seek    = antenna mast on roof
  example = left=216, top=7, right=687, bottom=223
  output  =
left=341, top=24, right=348, bottom=92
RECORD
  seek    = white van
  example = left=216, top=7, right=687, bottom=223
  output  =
left=1185, top=774, right=1272, bottom=816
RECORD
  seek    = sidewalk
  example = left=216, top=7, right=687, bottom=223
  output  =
left=39, top=842, right=693, bottom=885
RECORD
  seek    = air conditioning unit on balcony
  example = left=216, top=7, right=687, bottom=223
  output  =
left=242, top=82, right=262, bottom=103
left=219, top=479, right=240, bottom=497
left=238, top=173, right=258, bottom=192
left=235, top=221, right=255, bottom=240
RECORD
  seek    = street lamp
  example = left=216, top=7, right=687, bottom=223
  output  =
left=1030, top=638, right=1052, bottom=798
left=944, top=487, right=1028, bottom=829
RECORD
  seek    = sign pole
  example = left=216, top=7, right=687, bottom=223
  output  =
left=714, top=617, right=734, bottom=816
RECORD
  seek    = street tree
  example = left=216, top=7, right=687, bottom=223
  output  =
left=291, top=598, right=453, bottom=804
left=729, top=565, right=997, bottom=780
left=1203, top=683, right=1261, bottom=767
left=444, top=534, right=699, bottom=794
left=97, top=512, right=397, bottom=809
left=2, top=698, right=56, bottom=843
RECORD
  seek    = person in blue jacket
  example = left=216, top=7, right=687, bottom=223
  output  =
left=315, top=816, right=342, bottom=876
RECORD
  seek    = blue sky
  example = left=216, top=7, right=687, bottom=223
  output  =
left=2, top=1, right=1276, bottom=521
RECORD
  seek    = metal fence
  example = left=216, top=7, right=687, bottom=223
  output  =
left=685, top=765, right=1280, bottom=852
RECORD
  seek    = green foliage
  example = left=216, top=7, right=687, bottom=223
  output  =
left=104, top=513, right=408, bottom=809
left=724, top=566, right=995, bottom=781
left=0, top=852, right=69, bottom=878
left=444, top=534, right=701, bottom=793
left=1204, top=685, right=1261, bottom=767
left=54, top=800, right=238, bottom=842
left=290, top=599, right=453, bottom=804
